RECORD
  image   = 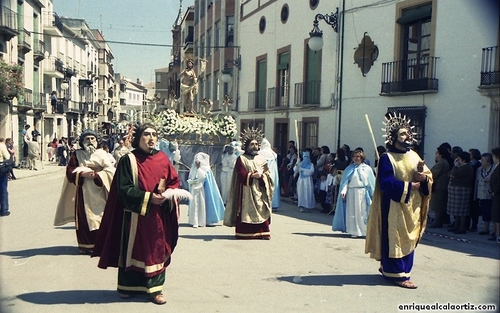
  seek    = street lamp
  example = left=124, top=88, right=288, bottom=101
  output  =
left=307, top=5, right=345, bottom=151
left=61, top=79, right=69, bottom=90
left=308, top=8, right=339, bottom=51
left=221, top=55, right=241, bottom=83
left=221, top=68, right=232, bottom=84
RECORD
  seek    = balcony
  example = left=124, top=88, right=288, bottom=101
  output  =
left=33, top=40, right=45, bottom=61
left=66, top=56, right=74, bottom=74
left=66, top=100, right=83, bottom=113
left=267, top=86, right=290, bottom=109
left=294, top=81, right=321, bottom=106
left=54, top=100, right=67, bottom=114
left=380, top=56, right=439, bottom=95
left=18, top=29, right=32, bottom=54
left=43, top=56, right=64, bottom=78
left=14, top=88, right=33, bottom=112
left=248, top=90, right=267, bottom=111
left=86, top=102, right=100, bottom=115
left=108, top=63, right=114, bottom=77
left=33, top=92, right=45, bottom=112
left=0, top=6, right=18, bottom=40
left=480, top=46, right=499, bottom=87
left=43, top=12, right=63, bottom=36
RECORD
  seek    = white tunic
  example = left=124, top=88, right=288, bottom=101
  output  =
left=295, top=162, right=316, bottom=209
left=342, top=168, right=369, bottom=237
left=220, top=153, right=237, bottom=204
left=188, top=168, right=207, bottom=227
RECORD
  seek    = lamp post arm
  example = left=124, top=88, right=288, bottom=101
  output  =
left=314, top=8, right=339, bottom=33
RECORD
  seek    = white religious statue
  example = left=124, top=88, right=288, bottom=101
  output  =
left=166, top=91, right=179, bottom=111
left=220, top=143, right=238, bottom=204
left=199, top=98, right=213, bottom=116
left=221, top=94, right=233, bottom=113
left=180, top=58, right=207, bottom=114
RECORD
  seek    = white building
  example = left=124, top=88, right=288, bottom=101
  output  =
left=237, top=0, right=499, bottom=164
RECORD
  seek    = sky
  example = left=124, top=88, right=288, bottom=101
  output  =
left=55, top=0, right=194, bottom=84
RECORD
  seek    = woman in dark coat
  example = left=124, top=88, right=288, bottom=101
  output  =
left=489, top=147, right=500, bottom=243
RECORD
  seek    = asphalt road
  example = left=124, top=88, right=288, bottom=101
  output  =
left=1, top=163, right=499, bottom=313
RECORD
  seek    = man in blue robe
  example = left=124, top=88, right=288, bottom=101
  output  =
left=365, top=113, right=432, bottom=289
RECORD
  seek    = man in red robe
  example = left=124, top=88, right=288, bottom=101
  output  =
left=54, top=129, right=115, bottom=254
left=93, top=123, right=182, bottom=305
left=224, top=127, right=274, bottom=239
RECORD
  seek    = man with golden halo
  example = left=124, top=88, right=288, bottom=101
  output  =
left=365, top=113, right=432, bottom=289
left=224, top=127, right=274, bottom=239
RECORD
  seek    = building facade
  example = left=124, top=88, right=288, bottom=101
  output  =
left=0, top=0, right=116, bottom=160
left=237, top=0, right=499, bottom=164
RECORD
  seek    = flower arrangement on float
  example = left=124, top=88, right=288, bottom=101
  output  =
left=145, top=110, right=236, bottom=143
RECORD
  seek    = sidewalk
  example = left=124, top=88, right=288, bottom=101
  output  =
left=10, top=160, right=65, bottom=180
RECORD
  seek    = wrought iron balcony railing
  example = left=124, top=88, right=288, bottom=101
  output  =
left=23, top=88, right=33, bottom=108
left=267, top=86, right=290, bottom=109
left=480, top=46, right=499, bottom=86
left=0, top=6, right=18, bottom=39
left=248, top=90, right=267, bottom=111
left=294, top=81, right=321, bottom=106
left=381, top=56, right=439, bottom=94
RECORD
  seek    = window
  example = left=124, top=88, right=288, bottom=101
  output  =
left=280, top=4, right=289, bottom=23
left=200, top=35, right=205, bottom=58
left=302, top=118, right=318, bottom=149
left=381, top=1, right=438, bottom=94
left=226, top=16, right=234, bottom=47
left=186, top=26, right=194, bottom=44
left=156, top=74, right=161, bottom=83
left=259, top=16, right=266, bottom=34
left=295, top=45, right=321, bottom=105
left=207, top=28, right=212, bottom=56
left=205, top=74, right=211, bottom=100
left=198, top=78, right=204, bottom=101
left=256, top=59, right=267, bottom=109
left=215, top=21, right=221, bottom=50
left=241, top=119, right=265, bottom=133
left=398, top=4, right=432, bottom=81
left=277, top=51, right=290, bottom=107
left=200, top=0, right=206, bottom=18
left=213, top=71, right=220, bottom=101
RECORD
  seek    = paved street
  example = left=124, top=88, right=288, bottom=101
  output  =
left=0, top=162, right=499, bottom=313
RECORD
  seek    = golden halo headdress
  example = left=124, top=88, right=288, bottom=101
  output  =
left=382, top=112, right=417, bottom=145
left=240, top=127, right=264, bottom=148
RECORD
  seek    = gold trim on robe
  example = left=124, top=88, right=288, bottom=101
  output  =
left=365, top=150, right=432, bottom=260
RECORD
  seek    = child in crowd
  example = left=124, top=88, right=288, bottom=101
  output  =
left=319, top=172, right=331, bottom=213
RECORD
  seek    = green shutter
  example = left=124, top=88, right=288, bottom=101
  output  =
left=397, top=4, right=431, bottom=24
left=277, top=52, right=289, bottom=70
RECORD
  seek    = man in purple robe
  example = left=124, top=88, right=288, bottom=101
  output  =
left=365, top=113, right=432, bottom=289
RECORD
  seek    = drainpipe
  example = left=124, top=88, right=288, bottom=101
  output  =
left=337, top=0, right=345, bottom=151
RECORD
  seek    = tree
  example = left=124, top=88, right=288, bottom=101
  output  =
left=0, top=59, right=23, bottom=102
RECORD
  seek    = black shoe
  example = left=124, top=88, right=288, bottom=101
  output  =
left=0, top=211, right=11, bottom=216
left=469, top=227, right=477, bottom=232
left=454, top=230, right=466, bottom=234
left=479, top=231, right=490, bottom=235
left=447, top=228, right=458, bottom=232
left=487, top=236, right=497, bottom=241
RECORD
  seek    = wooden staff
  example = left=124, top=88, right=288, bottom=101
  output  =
left=365, top=114, right=379, bottom=160
left=294, top=119, right=300, bottom=153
